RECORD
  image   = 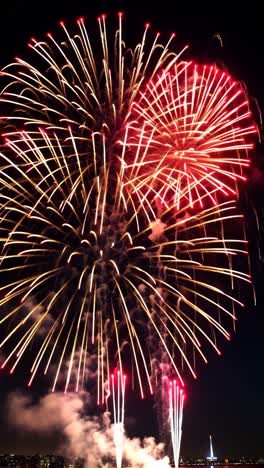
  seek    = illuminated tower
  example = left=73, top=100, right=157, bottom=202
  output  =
left=207, top=435, right=217, bottom=462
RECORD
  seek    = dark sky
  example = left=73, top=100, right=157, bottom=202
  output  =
left=0, top=0, right=264, bottom=460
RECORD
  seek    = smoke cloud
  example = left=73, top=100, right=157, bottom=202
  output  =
left=148, top=219, right=167, bottom=242
left=6, top=391, right=171, bottom=467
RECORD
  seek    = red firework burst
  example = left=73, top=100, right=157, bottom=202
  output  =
left=123, top=61, right=256, bottom=211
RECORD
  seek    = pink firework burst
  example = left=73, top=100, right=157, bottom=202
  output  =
left=123, top=61, right=256, bottom=211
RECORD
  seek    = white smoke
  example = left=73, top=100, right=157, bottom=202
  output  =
left=21, top=297, right=55, bottom=336
left=6, top=391, right=171, bottom=467
left=148, top=219, right=167, bottom=242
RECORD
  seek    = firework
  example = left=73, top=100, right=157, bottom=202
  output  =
left=123, top=61, right=256, bottom=211
left=111, top=370, right=126, bottom=468
left=169, top=380, right=184, bottom=468
left=0, top=126, right=250, bottom=398
left=0, top=14, right=180, bottom=144
left=0, top=15, right=255, bottom=211
left=0, top=14, right=254, bottom=402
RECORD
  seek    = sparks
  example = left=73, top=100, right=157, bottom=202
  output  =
left=169, top=380, right=184, bottom=468
left=0, top=14, right=255, bottom=401
left=111, top=370, right=126, bottom=468
left=123, top=61, right=256, bottom=210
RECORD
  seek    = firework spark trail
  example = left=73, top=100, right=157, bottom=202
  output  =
left=0, top=15, right=181, bottom=142
left=111, top=370, right=126, bottom=468
left=0, top=14, right=255, bottom=212
left=0, top=14, right=255, bottom=403
left=0, top=128, right=251, bottom=396
left=123, top=61, right=256, bottom=211
left=169, top=380, right=184, bottom=468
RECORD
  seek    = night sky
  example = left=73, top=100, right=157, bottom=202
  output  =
left=0, top=0, right=264, bottom=460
